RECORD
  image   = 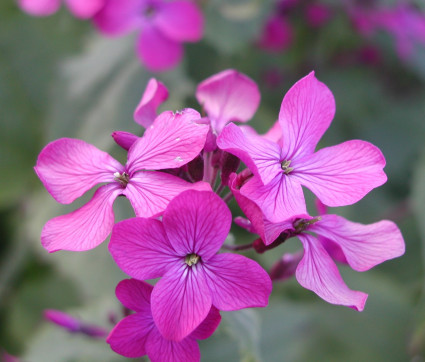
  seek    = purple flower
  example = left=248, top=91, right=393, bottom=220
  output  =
left=19, top=0, right=104, bottom=18
left=35, top=109, right=209, bottom=252
left=217, top=72, right=387, bottom=222
left=107, top=278, right=221, bottom=361
left=109, top=190, right=272, bottom=341
left=93, top=0, right=204, bottom=71
left=257, top=15, right=293, bottom=52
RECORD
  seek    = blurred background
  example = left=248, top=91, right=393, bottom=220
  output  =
left=1, top=0, right=425, bottom=360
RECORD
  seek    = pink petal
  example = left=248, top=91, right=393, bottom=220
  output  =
left=196, top=70, right=261, bottom=133
left=18, top=0, right=60, bottom=16
left=162, top=190, right=231, bottom=261
left=111, top=131, right=138, bottom=151
left=41, top=183, right=122, bottom=252
left=115, top=279, right=153, bottom=313
left=65, top=0, right=104, bottom=18
left=137, top=25, right=183, bottom=72
left=93, top=0, right=143, bottom=35
left=203, top=253, right=272, bottom=310
left=134, top=78, right=169, bottom=128
left=241, top=174, right=307, bottom=223
left=258, top=15, right=293, bottom=52
left=123, top=171, right=210, bottom=218
left=294, top=140, right=387, bottom=207
left=310, top=215, right=405, bottom=271
left=146, top=327, right=200, bottom=362
left=279, top=72, right=335, bottom=160
left=107, top=313, right=152, bottom=358
left=296, top=234, right=368, bottom=311
left=109, top=217, right=178, bottom=280
left=263, top=120, right=282, bottom=143
left=217, top=123, right=282, bottom=185
left=35, top=138, right=124, bottom=204
left=154, top=1, right=203, bottom=42
left=151, top=263, right=212, bottom=341
left=126, top=109, right=208, bottom=173
left=190, top=306, right=221, bottom=340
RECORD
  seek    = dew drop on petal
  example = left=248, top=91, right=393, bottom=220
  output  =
left=175, top=137, right=181, bottom=141
left=175, top=156, right=183, bottom=162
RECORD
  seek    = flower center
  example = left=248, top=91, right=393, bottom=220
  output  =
left=293, top=217, right=322, bottom=233
left=281, top=160, right=294, bottom=174
left=114, top=172, right=130, bottom=187
left=185, top=253, right=201, bottom=266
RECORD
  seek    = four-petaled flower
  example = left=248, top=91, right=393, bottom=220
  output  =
left=107, top=278, right=221, bottom=362
left=19, top=0, right=104, bottom=18
left=109, top=190, right=272, bottom=341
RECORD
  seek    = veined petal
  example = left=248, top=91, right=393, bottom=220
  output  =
left=146, top=327, right=200, bottom=362
left=217, top=123, right=282, bottom=185
left=241, top=174, right=307, bottom=223
left=35, top=138, right=123, bottom=204
left=294, top=140, right=387, bottom=207
left=151, top=263, right=212, bottom=341
left=154, top=1, right=203, bottom=42
left=134, top=78, right=169, bottom=128
left=263, top=120, right=282, bottom=143
left=137, top=25, right=183, bottom=72
left=279, top=72, right=335, bottom=160
left=310, top=215, right=405, bottom=271
left=115, top=279, right=152, bottom=313
left=109, top=218, right=178, bottom=280
left=203, top=253, right=272, bottom=310
left=107, top=313, right=153, bottom=358
left=93, top=0, right=143, bottom=35
left=18, top=0, right=60, bottom=16
left=127, top=109, right=208, bottom=172
left=190, top=306, right=221, bottom=340
left=196, top=70, right=260, bottom=133
left=41, top=184, right=122, bottom=252
left=163, top=190, right=231, bottom=261
left=65, top=0, right=104, bottom=18
left=112, top=131, right=138, bottom=151
left=123, top=171, right=210, bottom=218
left=296, top=234, right=368, bottom=311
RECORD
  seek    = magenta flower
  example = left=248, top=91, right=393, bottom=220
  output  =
left=107, top=278, right=221, bottom=361
left=35, top=109, right=209, bottom=252
left=109, top=190, right=272, bottom=341
left=257, top=15, right=293, bottom=53
left=19, top=0, right=104, bottom=18
left=93, top=0, right=203, bottom=71
left=217, top=72, right=387, bottom=222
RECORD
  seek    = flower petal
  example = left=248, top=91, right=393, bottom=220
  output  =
left=154, top=0, right=203, bottom=42
left=109, top=217, right=178, bottom=280
left=162, top=190, right=232, bottom=261
left=196, top=70, right=261, bottom=133
left=310, top=215, right=405, bottom=271
left=136, top=25, right=183, bottom=71
left=41, top=184, right=122, bottom=252
left=123, top=171, right=210, bottom=218
left=190, top=306, right=221, bottom=340
left=146, top=327, right=200, bottom=362
left=294, top=140, right=387, bottom=207
left=134, top=78, right=169, bottom=128
left=217, top=123, right=282, bottom=185
left=35, top=138, right=123, bottom=204
left=241, top=174, right=307, bottom=223
left=126, top=109, right=208, bottom=172
left=151, top=263, right=212, bottom=341
left=203, top=253, right=272, bottom=310
left=93, top=0, right=143, bottom=35
left=107, top=313, right=153, bottom=358
left=115, top=279, right=153, bottom=313
left=296, top=234, right=368, bottom=311
left=18, top=0, right=60, bottom=16
left=111, top=131, right=139, bottom=151
left=65, top=0, right=104, bottom=18
left=279, top=71, right=335, bottom=160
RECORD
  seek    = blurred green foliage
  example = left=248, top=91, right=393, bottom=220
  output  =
left=1, top=0, right=425, bottom=360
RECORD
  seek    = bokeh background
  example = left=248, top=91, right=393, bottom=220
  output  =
left=1, top=0, right=425, bottom=360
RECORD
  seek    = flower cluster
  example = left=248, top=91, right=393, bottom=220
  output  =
left=18, top=0, right=203, bottom=71
left=35, top=69, right=405, bottom=360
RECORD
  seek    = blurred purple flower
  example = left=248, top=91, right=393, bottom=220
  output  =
left=18, top=0, right=104, bottom=18
left=257, top=15, right=293, bottom=52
